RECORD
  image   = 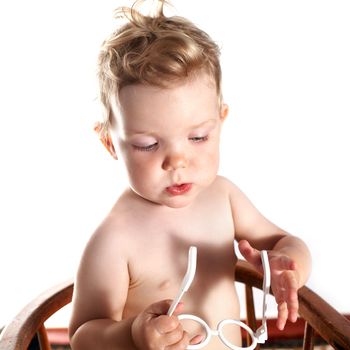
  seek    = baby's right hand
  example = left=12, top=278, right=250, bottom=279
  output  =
left=131, top=300, right=191, bottom=350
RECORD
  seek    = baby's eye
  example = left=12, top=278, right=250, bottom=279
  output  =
left=132, top=143, right=158, bottom=152
left=189, top=135, right=209, bottom=143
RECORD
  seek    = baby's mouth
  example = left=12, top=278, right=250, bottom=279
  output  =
left=166, top=183, right=192, bottom=196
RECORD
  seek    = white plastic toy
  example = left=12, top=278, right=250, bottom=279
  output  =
left=168, top=247, right=271, bottom=350
left=167, top=246, right=197, bottom=317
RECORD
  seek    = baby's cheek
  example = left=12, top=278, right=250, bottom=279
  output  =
left=197, top=149, right=220, bottom=174
left=126, top=159, right=159, bottom=187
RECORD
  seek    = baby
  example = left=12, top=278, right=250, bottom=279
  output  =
left=69, top=1, right=312, bottom=349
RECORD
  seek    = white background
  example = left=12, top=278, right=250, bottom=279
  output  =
left=0, top=0, right=349, bottom=328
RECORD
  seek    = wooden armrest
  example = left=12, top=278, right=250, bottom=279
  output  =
left=298, top=285, right=350, bottom=349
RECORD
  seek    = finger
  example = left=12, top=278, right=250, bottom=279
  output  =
left=288, top=296, right=299, bottom=323
left=274, top=285, right=299, bottom=328
left=276, top=301, right=288, bottom=330
left=279, top=271, right=299, bottom=303
left=190, top=334, right=204, bottom=345
left=274, top=271, right=299, bottom=322
left=147, top=299, right=174, bottom=316
left=279, top=270, right=299, bottom=290
left=274, top=285, right=288, bottom=330
left=285, top=285, right=299, bottom=323
left=163, top=324, right=185, bottom=345
left=152, top=315, right=179, bottom=334
left=166, top=331, right=190, bottom=350
left=238, top=240, right=262, bottom=268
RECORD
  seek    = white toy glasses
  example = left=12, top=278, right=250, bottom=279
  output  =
left=167, top=247, right=271, bottom=350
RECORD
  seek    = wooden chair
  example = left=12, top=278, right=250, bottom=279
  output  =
left=1, top=260, right=350, bottom=350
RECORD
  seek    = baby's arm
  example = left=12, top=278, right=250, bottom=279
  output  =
left=68, top=224, right=134, bottom=349
left=226, top=179, right=312, bottom=330
left=69, top=224, right=191, bottom=350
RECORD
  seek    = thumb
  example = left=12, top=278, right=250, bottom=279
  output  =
left=146, top=299, right=174, bottom=316
left=238, top=240, right=262, bottom=269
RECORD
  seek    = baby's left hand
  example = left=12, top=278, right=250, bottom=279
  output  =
left=238, top=240, right=299, bottom=330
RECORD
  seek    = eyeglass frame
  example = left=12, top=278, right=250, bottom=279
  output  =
left=167, top=247, right=271, bottom=350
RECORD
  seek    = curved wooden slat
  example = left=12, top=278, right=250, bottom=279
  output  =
left=244, top=285, right=257, bottom=346
left=303, top=322, right=315, bottom=350
left=0, top=279, right=73, bottom=350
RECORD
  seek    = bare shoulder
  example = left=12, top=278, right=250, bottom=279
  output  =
left=212, top=176, right=253, bottom=204
left=78, top=192, right=135, bottom=268
left=205, top=176, right=249, bottom=209
left=203, top=176, right=254, bottom=219
left=93, top=191, right=138, bottom=244
left=211, top=175, right=241, bottom=195
left=217, top=177, right=288, bottom=247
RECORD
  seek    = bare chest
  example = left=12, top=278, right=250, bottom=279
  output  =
left=123, top=204, right=238, bottom=322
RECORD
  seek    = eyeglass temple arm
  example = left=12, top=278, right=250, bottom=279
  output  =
left=254, top=250, right=271, bottom=343
left=168, top=246, right=197, bottom=316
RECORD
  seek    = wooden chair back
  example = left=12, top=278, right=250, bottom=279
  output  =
left=1, top=260, right=350, bottom=349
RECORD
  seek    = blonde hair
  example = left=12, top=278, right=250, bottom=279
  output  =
left=97, top=0, right=222, bottom=135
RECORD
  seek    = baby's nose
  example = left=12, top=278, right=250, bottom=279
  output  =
left=162, top=153, right=188, bottom=171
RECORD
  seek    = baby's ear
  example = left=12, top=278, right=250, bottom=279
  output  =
left=94, top=122, right=118, bottom=159
left=220, top=103, right=229, bottom=121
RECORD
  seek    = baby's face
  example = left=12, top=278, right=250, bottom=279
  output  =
left=111, top=73, right=226, bottom=208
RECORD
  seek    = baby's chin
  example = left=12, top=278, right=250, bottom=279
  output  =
left=146, top=195, right=196, bottom=209
left=154, top=197, right=194, bottom=209
left=162, top=200, right=193, bottom=209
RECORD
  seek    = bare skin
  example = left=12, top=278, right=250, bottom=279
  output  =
left=69, top=73, right=311, bottom=349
